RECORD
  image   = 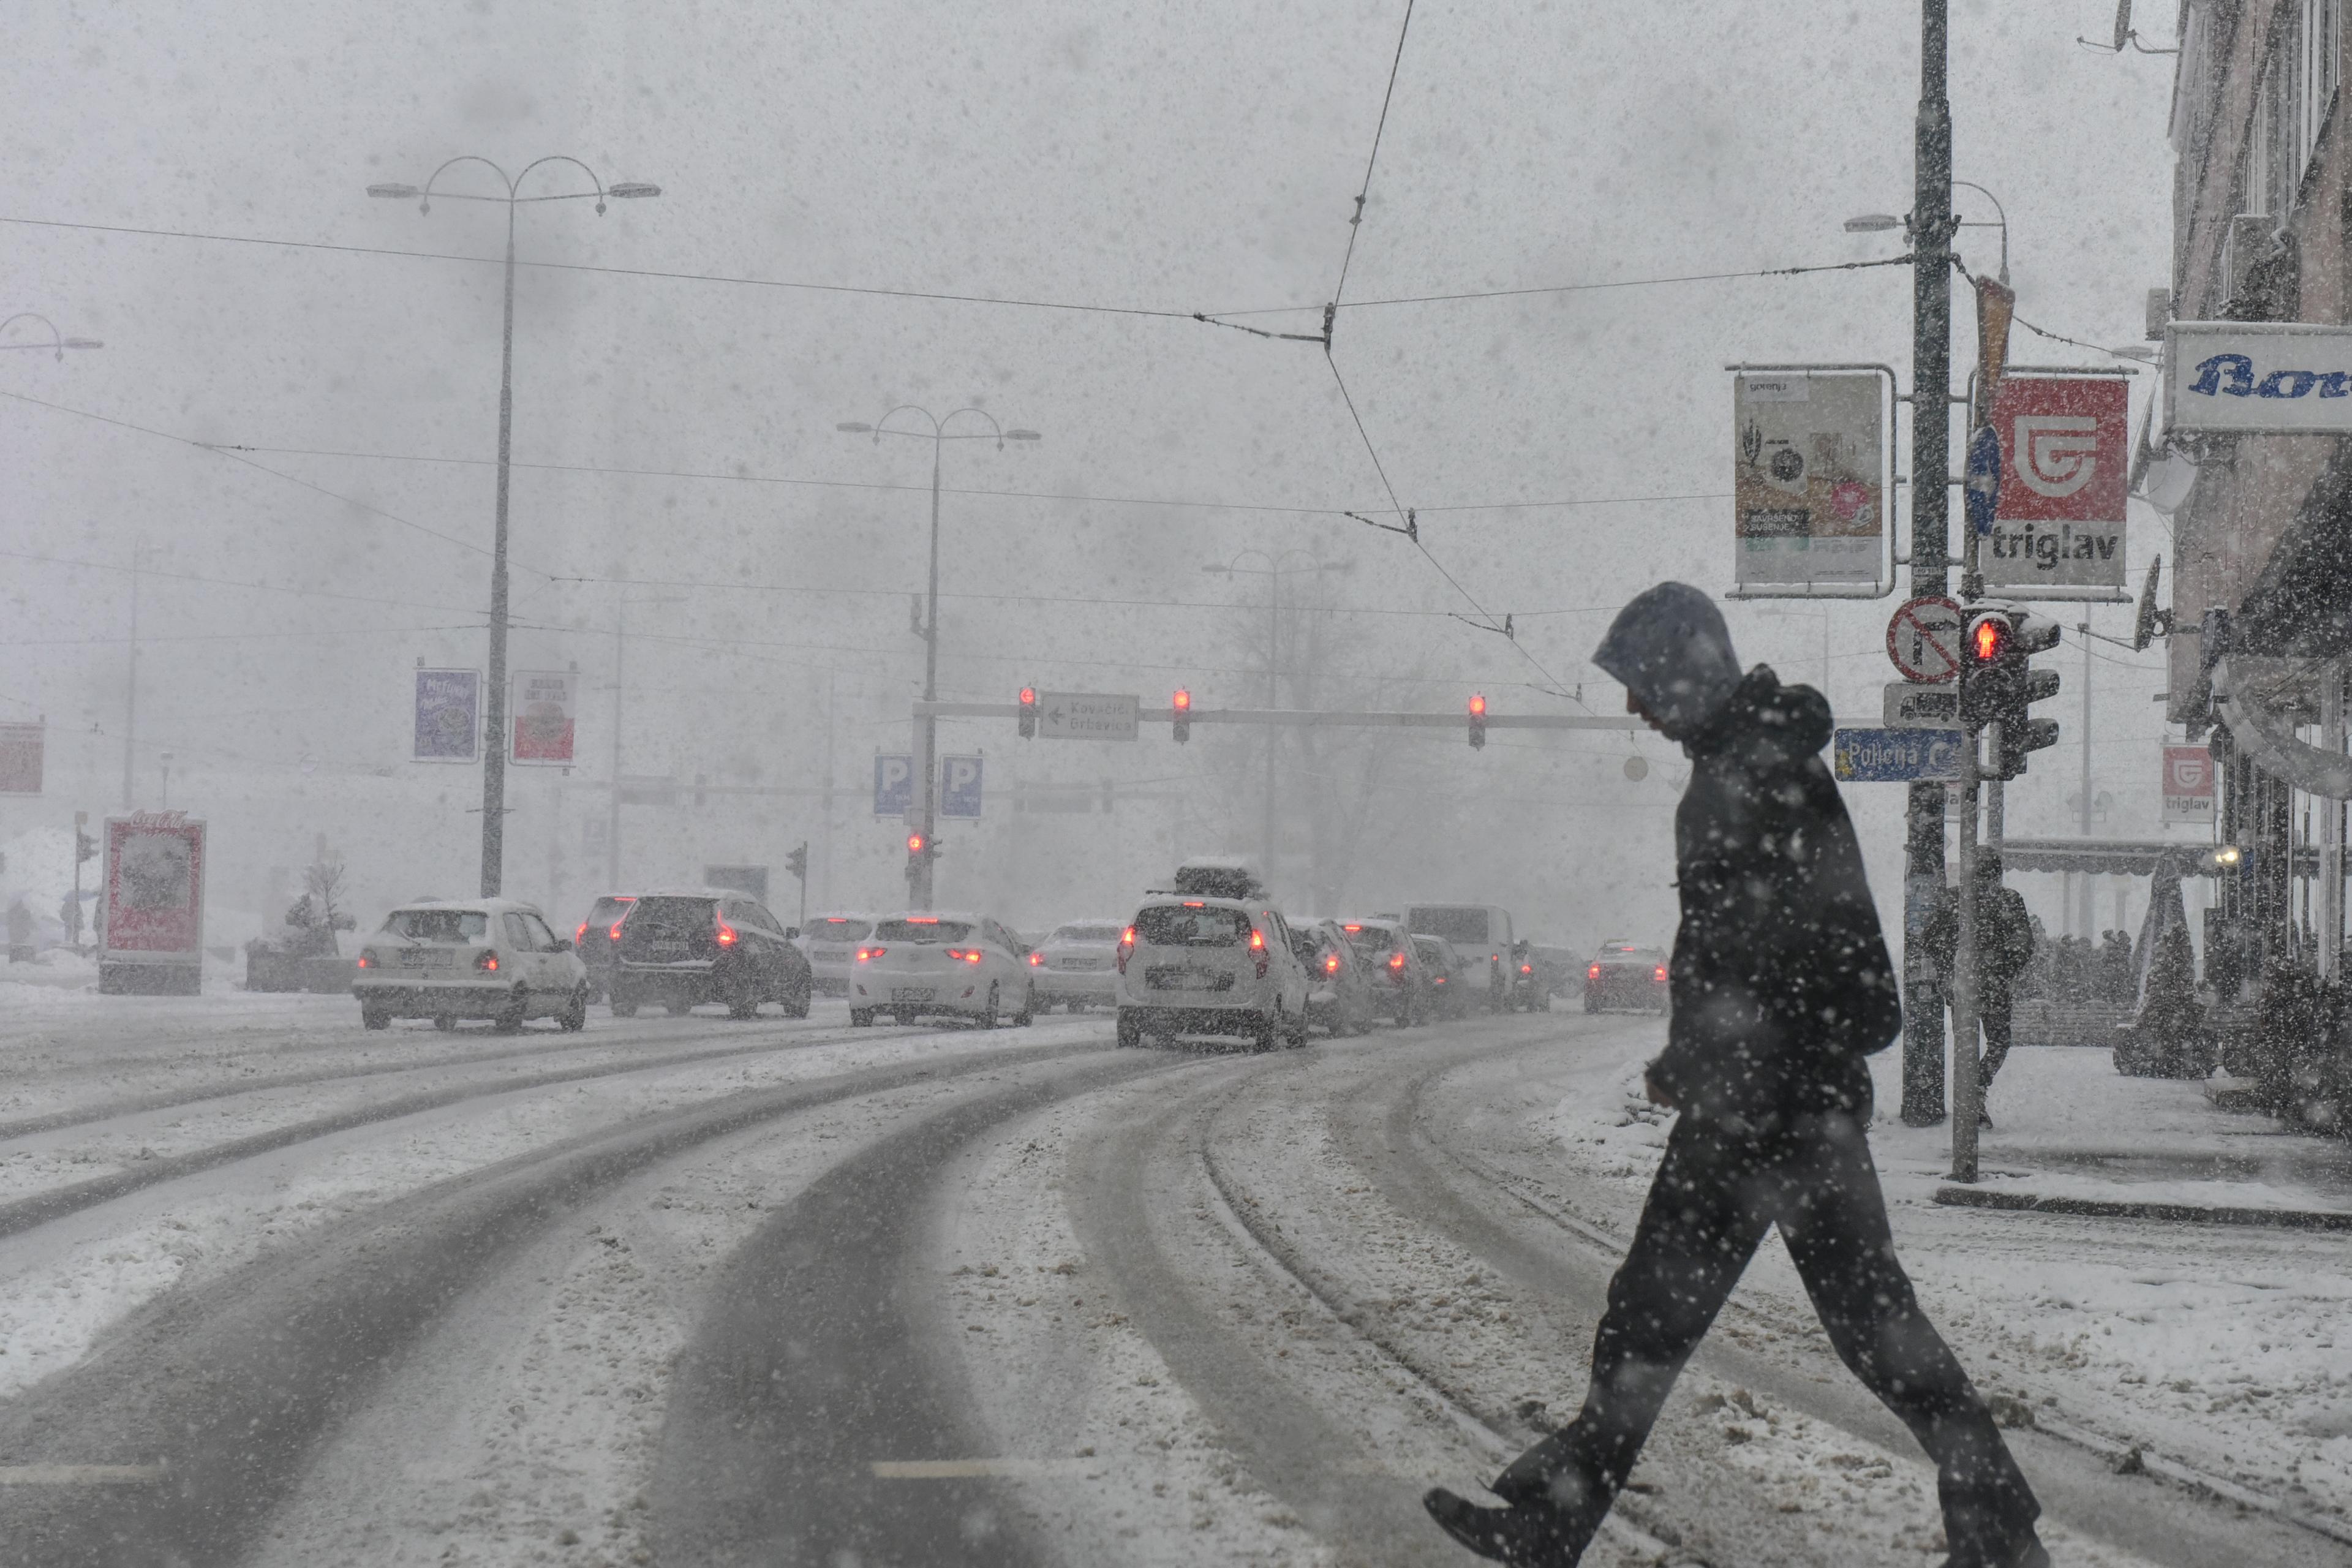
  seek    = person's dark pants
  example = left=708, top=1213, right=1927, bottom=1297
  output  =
left=1945, top=991, right=2014, bottom=1095
left=1493, top=1108, right=2037, bottom=1559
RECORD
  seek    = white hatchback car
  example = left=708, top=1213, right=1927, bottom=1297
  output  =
left=354, top=898, right=589, bottom=1033
left=1025, top=919, right=1127, bottom=1012
left=850, top=911, right=1035, bottom=1028
left=1114, top=895, right=1312, bottom=1050
left=796, top=911, right=875, bottom=998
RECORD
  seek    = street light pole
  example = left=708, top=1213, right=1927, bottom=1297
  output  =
left=1902, top=0, right=1958, bottom=1127
left=838, top=408, right=1041, bottom=908
left=368, top=157, right=660, bottom=897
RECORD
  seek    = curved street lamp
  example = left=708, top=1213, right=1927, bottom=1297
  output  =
left=835, top=407, right=1040, bottom=905
left=367, top=156, right=660, bottom=897
left=1846, top=178, right=2008, bottom=283
left=0, top=313, right=102, bottom=359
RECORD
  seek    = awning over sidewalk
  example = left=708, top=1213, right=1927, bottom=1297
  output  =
left=1997, top=839, right=2218, bottom=875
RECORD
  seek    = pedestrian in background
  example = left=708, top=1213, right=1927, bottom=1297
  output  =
left=1923, top=860, right=2035, bottom=1125
left=6, top=898, right=32, bottom=965
left=1423, top=582, right=2044, bottom=1568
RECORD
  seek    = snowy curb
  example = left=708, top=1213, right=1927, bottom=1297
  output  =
left=1932, top=1184, right=2352, bottom=1231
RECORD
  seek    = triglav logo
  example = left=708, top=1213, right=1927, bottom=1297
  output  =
left=2013, top=414, right=2098, bottom=498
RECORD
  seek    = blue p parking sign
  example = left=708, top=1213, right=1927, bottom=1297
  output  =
left=940, top=755, right=984, bottom=819
left=873, top=755, right=913, bottom=817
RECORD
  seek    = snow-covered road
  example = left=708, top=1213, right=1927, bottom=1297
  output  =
left=0, top=995, right=2340, bottom=1566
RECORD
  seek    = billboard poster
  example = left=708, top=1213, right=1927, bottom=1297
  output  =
left=1981, top=374, right=2130, bottom=592
left=1732, top=370, right=1887, bottom=591
left=413, top=669, right=480, bottom=763
left=511, top=669, right=577, bottom=765
left=2162, top=744, right=2216, bottom=825
left=102, top=812, right=206, bottom=959
left=0, top=722, right=42, bottom=794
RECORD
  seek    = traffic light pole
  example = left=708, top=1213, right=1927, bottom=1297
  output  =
left=1901, top=0, right=1957, bottom=1127
left=1950, top=721, right=1989, bottom=1182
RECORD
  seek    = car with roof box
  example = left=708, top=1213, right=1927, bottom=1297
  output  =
left=1115, top=877, right=1311, bottom=1050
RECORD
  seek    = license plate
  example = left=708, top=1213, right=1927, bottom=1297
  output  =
left=654, top=940, right=690, bottom=958
left=1148, top=968, right=1225, bottom=992
left=1058, top=957, right=1104, bottom=970
left=399, top=948, right=451, bottom=968
left=815, top=948, right=850, bottom=962
left=892, top=987, right=933, bottom=1003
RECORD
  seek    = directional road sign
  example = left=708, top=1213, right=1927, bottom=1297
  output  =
left=1834, top=727, right=1966, bottom=783
left=1964, top=422, right=2003, bottom=538
left=940, top=755, right=984, bottom=818
left=873, top=754, right=914, bottom=817
left=1885, top=595, right=1966, bottom=684
left=1883, top=680, right=1961, bottom=729
left=1038, top=692, right=1139, bottom=741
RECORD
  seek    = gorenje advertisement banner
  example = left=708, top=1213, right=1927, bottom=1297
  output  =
left=99, top=810, right=206, bottom=995
left=1980, top=372, right=2131, bottom=594
left=1732, top=369, right=1889, bottom=593
left=2165, top=321, right=2352, bottom=434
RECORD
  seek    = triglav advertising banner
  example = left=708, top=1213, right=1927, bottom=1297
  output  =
left=1732, top=370, right=1887, bottom=592
left=1981, top=373, right=2130, bottom=593
left=511, top=669, right=578, bottom=765
left=413, top=668, right=481, bottom=763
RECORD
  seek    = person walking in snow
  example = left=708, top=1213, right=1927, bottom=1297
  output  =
left=1423, top=583, right=2044, bottom=1568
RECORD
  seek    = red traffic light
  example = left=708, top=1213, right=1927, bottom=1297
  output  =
left=907, top=832, right=926, bottom=854
left=1467, top=692, right=1488, bottom=750
left=1468, top=693, right=1487, bottom=717
left=1019, top=687, right=1036, bottom=706
left=1172, top=688, right=1191, bottom=712
left=1969, top=614, right=2010, bottom=663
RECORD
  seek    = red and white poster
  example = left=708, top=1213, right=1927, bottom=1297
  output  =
left=511, top=669, right=577, bottom=765
left=1983, top=374, right=2131, bottom=592
left=102, top=812, right=206, bottom=959
left=2162, top=744, right=2216, bottom=826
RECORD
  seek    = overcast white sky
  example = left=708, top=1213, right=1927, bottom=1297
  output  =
left=0, top=1, right=2183, bottom=929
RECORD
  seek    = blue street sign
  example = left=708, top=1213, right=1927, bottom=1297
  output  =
left=873, top=754, right=913, bottom=817
left=1833, top=727, right=1966, bottom=783
left=940, top=755, right=984, bottom=819
left=1964, top=423, right=2002, bottom=538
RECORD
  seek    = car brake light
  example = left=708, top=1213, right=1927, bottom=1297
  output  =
left=575, top=922, right=588, bottom=942
left=946, top=948, right=984, bottom=964
left=716, top=921, right=739, bottom=947
left=355, top=954, right=371, bottom=969
left=857, top=946, right=887, bottom=962
left=1434, top=976, right=1447, bottom=986
left=1325, top=953, right=1340, bottom=975
left=907, top=916, right=939, bottom=924
left=1588, top=964, right=1602, bottom=979
left=1028, top=951, right=1044, bottom=967
left=1520, top=964, right=1533, bottom=974
left=1117, top=926, right=1136, bottom=974
left=1389, top=952, right=1406, bottom=971
left=1343, top=924, right=1362, bottom=933
left=477, top=951, right=500, bottom=973
left=1654, top=965, right=1668, bottom=983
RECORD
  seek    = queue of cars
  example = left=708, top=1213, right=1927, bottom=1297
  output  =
left=350, top=863, right=1664, bottom=1042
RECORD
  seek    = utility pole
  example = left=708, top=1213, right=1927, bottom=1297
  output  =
left=1263, top=568, right=1280, bottom=876
left=1900, top=0, right=1958, bottom=1126
left=121, top=542, right=141, bottom=810
left=2077, top=617, right=2094, bottom=938
left=608, top=598, right=628, bottom=890
left=1951, top=723, right=1987, bottom=1180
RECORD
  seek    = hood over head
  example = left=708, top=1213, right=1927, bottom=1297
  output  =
left=1592, top=582, right=1743, bottom=742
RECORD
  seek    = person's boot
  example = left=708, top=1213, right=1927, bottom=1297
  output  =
left=1422, top=1487, right=1599, bottom=1567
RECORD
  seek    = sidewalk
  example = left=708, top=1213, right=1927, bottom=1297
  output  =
left=1869, top=1044, right=2352, bottom=1223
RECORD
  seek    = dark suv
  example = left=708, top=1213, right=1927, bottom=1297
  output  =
left=573, top=894, right=637, bottom=1003
left=610, top=890, right=812, bottom=1019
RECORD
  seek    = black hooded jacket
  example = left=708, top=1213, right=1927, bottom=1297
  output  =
left=1647, top=666, right=1903, bottom=1126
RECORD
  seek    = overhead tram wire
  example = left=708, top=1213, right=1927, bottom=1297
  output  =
left=0, top=386, right=557, bottom=578
left=1330, top=0, right=1419, bottom=307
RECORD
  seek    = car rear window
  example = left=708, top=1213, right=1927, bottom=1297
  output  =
left=382, top=908, right=489, bottom=942
left=1597, top=948, right=1665, bottom=965
left=631, top=897, right=719, bottom=938
left=1055, top=924, right=1123, bottom=943
left=1342, top=923, right=1401, bottom=953
left=874, top=918, right=973, bottom=943
left=809, top=917, right=872, bottom=942
left=1134, top=905, right=1252, bottom=946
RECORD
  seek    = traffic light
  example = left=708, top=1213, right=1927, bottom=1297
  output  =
left=1018, top=687, right=1038, bottom=739
left=785, top=842, right=808, bottom=881
left=1958, top=607, right=2063, bottom=778
left=1171, top=688, right=1191, bottom=744
left=1467, top=693, right=1487, bottom=750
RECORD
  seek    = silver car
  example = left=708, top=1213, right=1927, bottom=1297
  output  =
left=796, top=911, right=874, bottom=998
left=1025, top=919, right=1126, bottom=1012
